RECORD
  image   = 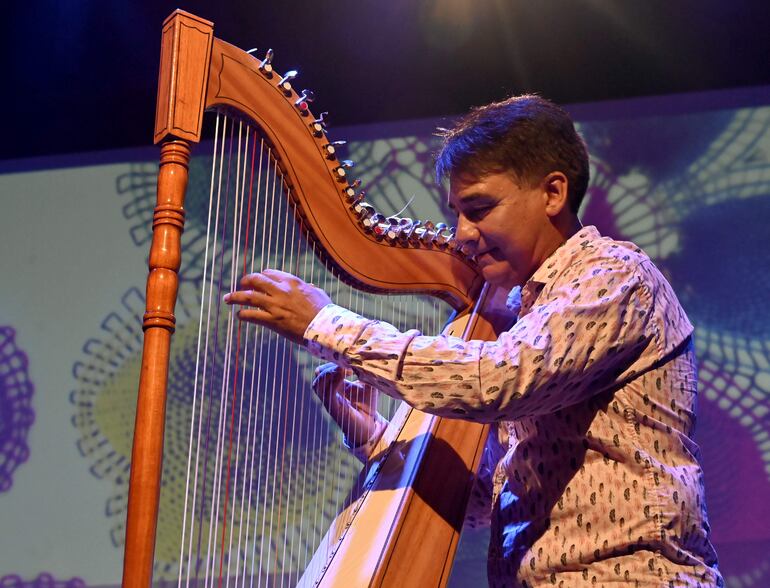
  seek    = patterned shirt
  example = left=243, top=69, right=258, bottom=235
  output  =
left=305, top=226, right=722, bottom=587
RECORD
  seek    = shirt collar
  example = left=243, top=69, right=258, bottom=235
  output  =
left=517, top=225, right=601, bottom=312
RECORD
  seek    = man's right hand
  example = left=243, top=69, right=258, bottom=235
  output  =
left=312, top=363, right=382, bottom=448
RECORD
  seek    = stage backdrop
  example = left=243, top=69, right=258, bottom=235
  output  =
left=0, top=87, right=769, bottom=587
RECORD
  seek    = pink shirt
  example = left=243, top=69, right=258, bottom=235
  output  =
left=305, top=226, right=722, bottom=587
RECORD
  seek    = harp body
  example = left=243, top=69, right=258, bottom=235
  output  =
left=124, top=10, right=508, bottom=587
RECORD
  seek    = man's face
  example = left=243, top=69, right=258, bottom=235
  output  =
left=448, top=170, right=553, bottom=289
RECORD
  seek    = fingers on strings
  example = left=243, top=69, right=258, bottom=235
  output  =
left=239, top=271, right=281, bottom=294
left=223, top=288, right=271, bottom=310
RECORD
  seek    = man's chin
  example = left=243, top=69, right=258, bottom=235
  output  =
left=481, top=264, right=520, bottom=289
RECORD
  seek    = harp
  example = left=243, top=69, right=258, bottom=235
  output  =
left=123, top=10, right=507, bottom=587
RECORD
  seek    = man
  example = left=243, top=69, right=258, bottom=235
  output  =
left=224, top=95, right=722, bottom=586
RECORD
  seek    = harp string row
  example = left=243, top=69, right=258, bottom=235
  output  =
left=179, top=110, right=222, bottom=588
left=170, top=111, right=449, bottom=586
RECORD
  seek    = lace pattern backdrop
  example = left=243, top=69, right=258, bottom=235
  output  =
left=0, top=94, right=768, bottom=586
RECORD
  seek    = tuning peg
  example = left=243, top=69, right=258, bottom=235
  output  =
left=343, top=179, right=362, bottom=199
left=373, top=219, right=394, bottom=238
left=333, top=160, right=355, bottom=181
left=406, top=219, right=422, bottom=241
left=295, top=89, right=315, bottom=114
left=384, top=217, right=404, bottom=240
left=411, top=220, right=436, bottom=244
left=295, top=89, right=314, bottom=104
left=323, top=138, right=346, bottom=154
left=278, top=70, right=298, bottom=94
left=433, top=223, right=453, bottom=246
left=310, top=112, right=328, bottom=137
left=396, top=218, right=417, bottom=242
left=444, top=227, right=462, bottom=251
left=350, top=190, right=366, bottom=208
left=259, top=49, right=274, bottom=76
left=422, top=222, right=437, bottom=244
left=363, top=212, right=385, bottom=229
left=354, top=202, right=376, bottom=221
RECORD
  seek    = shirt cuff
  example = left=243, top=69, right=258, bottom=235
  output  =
left=303, top=303, right=372, bottom=366
left=342, top=413, right=389, bottom=464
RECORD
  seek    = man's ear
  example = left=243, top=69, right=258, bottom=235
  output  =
left=542, top=171, right=569, bottom=217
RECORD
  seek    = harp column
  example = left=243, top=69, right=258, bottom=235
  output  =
left=122, top=10, right=213, bottom=587
left=123, top=139, right=189, bottom=586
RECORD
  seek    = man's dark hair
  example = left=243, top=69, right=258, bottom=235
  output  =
left=435, top=95, right=590, bottom=213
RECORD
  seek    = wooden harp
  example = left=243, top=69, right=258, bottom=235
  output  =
left=124, top=9, right=506, bottom=587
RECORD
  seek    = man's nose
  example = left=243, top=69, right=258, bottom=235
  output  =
left=454, top=216, right=480, bottom=254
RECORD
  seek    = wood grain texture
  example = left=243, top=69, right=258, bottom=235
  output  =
left=205, top=38, right=485, bottom=311
left=123, top=139, right=191, bottom=587
left=126, top=10, right=503, bottom=586
left=310, top=289, right=510, bottom=588
left=154, top=10, right=214, bottom=144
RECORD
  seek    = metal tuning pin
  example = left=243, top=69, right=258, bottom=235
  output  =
left=433, top=222, right=451, bottom=246
left=310, top=112, right=328, bottom=137
left=363, top=212, right=384, bottom=230
left=278, top=70, right=298, bottom=95
left=444, top=226, right=460, bottom=250
left=406, top=219, right=422, bottom=241
left=259, top=49, right=274, bottom=76
left=332, top=160, right=355, bottom=182
left=343, top=179, right=362, bottom=199
left=294, top=89, right=315, bottom=114
left=324, top=139, right=346, bottom=157
left=413, top=220, right=436, bottom=244
left=374, top=217, right=395, bottom=239
left=353, top=197, right=371, bottom=217
left=352, top=192, right=367, bottom=208
left=356, top=204, right=376, bottom=224
left=385, top=217, right=403, bottom=241
left=396, top=217, right=414, bottom=240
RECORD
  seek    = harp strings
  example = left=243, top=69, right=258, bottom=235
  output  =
left=174, top=111, right=447, bottom=586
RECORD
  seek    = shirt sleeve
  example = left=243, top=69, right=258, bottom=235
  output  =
left=304, top=258, right=657, bottom=423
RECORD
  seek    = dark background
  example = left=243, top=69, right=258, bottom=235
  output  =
left=5, top=0, right=770, bottom=161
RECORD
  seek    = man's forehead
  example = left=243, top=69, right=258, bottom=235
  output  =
left=449, top=168, right=484, bottom=188
left=447, top=172, right=503, bottom=206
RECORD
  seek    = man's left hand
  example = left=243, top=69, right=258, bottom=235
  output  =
left=223, top=269, right=332, bottom=345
